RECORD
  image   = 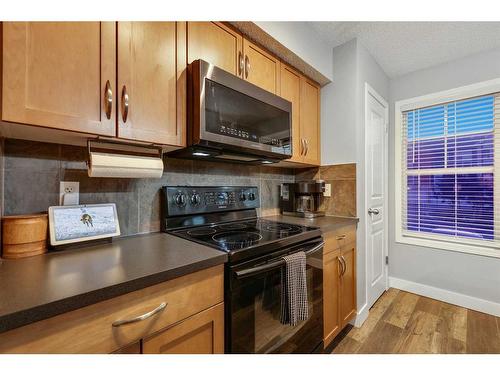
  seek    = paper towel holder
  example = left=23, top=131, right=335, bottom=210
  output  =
left=86, top=138, right=165, bottom=179
left=87, top=138, right=163, bottom=159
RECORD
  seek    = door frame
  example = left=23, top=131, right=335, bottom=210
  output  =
left=364, top=82, right=389, bottom=309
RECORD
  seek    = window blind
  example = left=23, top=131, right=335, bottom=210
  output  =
left=401, top=93, right=500, bottom=247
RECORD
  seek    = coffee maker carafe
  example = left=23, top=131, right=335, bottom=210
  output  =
left=280, top=181, right=325, bottom=218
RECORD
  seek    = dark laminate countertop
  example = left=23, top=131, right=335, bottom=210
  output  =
left=264, top=215, right=359, bottom=233
left=0, top=232, right=227, bottom=334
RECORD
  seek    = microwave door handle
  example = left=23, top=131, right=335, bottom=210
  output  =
left=235, top=241, right=324, bottom=279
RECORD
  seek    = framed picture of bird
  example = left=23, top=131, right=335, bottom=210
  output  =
left=48, top=203, right=120, bottom=246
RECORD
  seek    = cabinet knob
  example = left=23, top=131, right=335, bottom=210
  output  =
left=121, top=85, right=129, bottom=123
left=244, top=55, right=250, bottom=79
left=238, top=52, right=244, bottom=77
left=104, top=80, right=113, bottom=120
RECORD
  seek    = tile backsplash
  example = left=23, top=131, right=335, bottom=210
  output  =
left=295, top=163, right=357, bottom=217
left=0, top=139, right=357, bottom=238
left=1, top=139, right=293, bottom=236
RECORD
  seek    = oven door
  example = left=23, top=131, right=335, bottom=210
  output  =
left=226, top=239, right=323, bottom=354
left=190, top=59, right=292, bottom=159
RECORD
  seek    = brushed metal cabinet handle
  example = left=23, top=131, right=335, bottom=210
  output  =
left=336, top=234, right=346, bottom=241
left=238, top=51, right=244, bottom=77
left=121, top=85, right=129, bottom=123
left=305, top=139, right=309, bottom=155
left=112, top=302, right=167, bottom=327
left=338, top=257, right=345, bottom=276
left=341, top=256, right=347, bottom=276
left=244, top=55, right=250, bottom=79
left=104, top=80, right=113, bottom=120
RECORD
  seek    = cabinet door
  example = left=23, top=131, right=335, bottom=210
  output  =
left=280, top=64, right=302, bottom=161
left=2, top=22, right=116, bottom=136
left=117, top=22, right=184, bottom=146
left=243, top=39, right=280, bottom=94
left=299, top=77, right=321, bottom=165
left=187, top=22, right=243, bottom=77
left=340, top=246, right=357, bottom=328
left=143, top=303, right=224, bottom=354
left=323, top=250, right=341, bottom=348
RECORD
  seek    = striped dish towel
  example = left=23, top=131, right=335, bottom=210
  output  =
left=280, top=251, right=309, bottom=326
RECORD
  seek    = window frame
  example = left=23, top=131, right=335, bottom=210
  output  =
left=395, top=78, right=500, bottom=258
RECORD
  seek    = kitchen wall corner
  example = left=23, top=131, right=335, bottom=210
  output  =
left=295, top=163, right=357, bottom=217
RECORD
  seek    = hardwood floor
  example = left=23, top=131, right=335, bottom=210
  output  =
left=332, top=288, right=500, bottom=354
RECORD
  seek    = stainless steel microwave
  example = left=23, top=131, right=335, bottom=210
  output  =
left=168, top=59, right=292, bottom=164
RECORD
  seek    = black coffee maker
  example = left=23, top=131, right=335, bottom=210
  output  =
left=280, top=180, right=325, bottom=218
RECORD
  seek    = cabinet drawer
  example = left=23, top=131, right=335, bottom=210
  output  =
left=324, top=224, right=356, bottom=254
left=0, top=265, right=224, bottom=353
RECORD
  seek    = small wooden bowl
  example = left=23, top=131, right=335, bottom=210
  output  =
left=2, top=213, right=48, bottom=259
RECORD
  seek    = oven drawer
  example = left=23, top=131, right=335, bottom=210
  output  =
left=324, top=224, right=356, bottom=254
left=0, top=265, right=224, bottom=353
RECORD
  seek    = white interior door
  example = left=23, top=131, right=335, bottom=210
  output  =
left=365, top=84, right=389, bottom=309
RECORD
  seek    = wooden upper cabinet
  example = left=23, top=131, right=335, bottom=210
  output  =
left=280, top=64, right=301, bottom=161
left=1, top=22, right=116, bottom=136
left=117, top=22, right=184, bottom=146
left=142, top=303, right=224, bottom=354
left=243, top=39, right=280, bottom=95
left=300, top=77, right=321, bottom=165
left=340, top=246, right=357, bottom=328
left=187, top=22, right=243, bottom=77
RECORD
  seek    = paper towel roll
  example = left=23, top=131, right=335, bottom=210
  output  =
left=88, top=152, right=164, bottom=178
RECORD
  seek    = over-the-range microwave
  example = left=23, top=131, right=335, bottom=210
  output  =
left=168, top=59, right=292, bottom=164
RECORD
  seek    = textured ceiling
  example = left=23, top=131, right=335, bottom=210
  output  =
left=307, top=22, right=500, bottom=78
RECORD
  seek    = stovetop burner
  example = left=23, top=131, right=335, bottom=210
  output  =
left=186, top=228, right=217, bottom=236
left=212, top=231, right=263, bottom=250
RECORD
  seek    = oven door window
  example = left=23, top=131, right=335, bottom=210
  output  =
left=204, top=79, right=291, bottom=155
left=230, top=257, right=323, bottom=354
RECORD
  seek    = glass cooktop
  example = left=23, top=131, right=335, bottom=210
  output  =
left=170, top=219, right=318, bottom=252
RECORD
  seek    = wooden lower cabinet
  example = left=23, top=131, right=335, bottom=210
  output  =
left=0, top=265, right=224, bottom=354
left=143, top=303, right=224, bottom=354
left=323, top=250, right=341, bottom=347
left=340, top=246, right=357, bottom=327
left=322, top=225, right=357, bottom=348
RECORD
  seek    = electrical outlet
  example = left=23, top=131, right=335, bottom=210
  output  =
left=324, top=183, right=332, bottom=197
left=59, top=181, right=80, bottom=206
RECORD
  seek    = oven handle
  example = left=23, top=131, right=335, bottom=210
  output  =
left=234, top=241, right=324, bottom=279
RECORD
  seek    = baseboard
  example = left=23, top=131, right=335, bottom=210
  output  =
left=389, top=277, right=500, bottom=317
left=353, top=303, right=369, bottom=327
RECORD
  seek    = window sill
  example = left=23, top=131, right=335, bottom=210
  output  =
left=396, top=233, right=500, bottom=259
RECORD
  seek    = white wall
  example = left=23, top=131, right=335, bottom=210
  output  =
left=389, top=48, right=500, bottom=307
left=321, top=39, right=358, bottom=165
left=255, top=22, right=333, bottom=81
left=320, top=38, right=390, bottom=324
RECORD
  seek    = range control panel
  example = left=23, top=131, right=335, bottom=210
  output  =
left=163, top=186, right=260, bottom=217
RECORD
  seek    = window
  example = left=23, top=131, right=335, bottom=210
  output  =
left=395, top=81, right=500, bottom=257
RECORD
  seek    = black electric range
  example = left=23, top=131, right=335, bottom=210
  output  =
left=161, top=186, right=324, bottom=354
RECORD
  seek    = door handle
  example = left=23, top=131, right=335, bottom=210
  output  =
left=112, top=302, right=167, bottom=327
left=244, top=55, right=250, bottom=79
left=104, top=80, right=113, bottom=120
left=368, top=208, right=380, bottom=215
left=121, top=85, right=129, bottom=123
